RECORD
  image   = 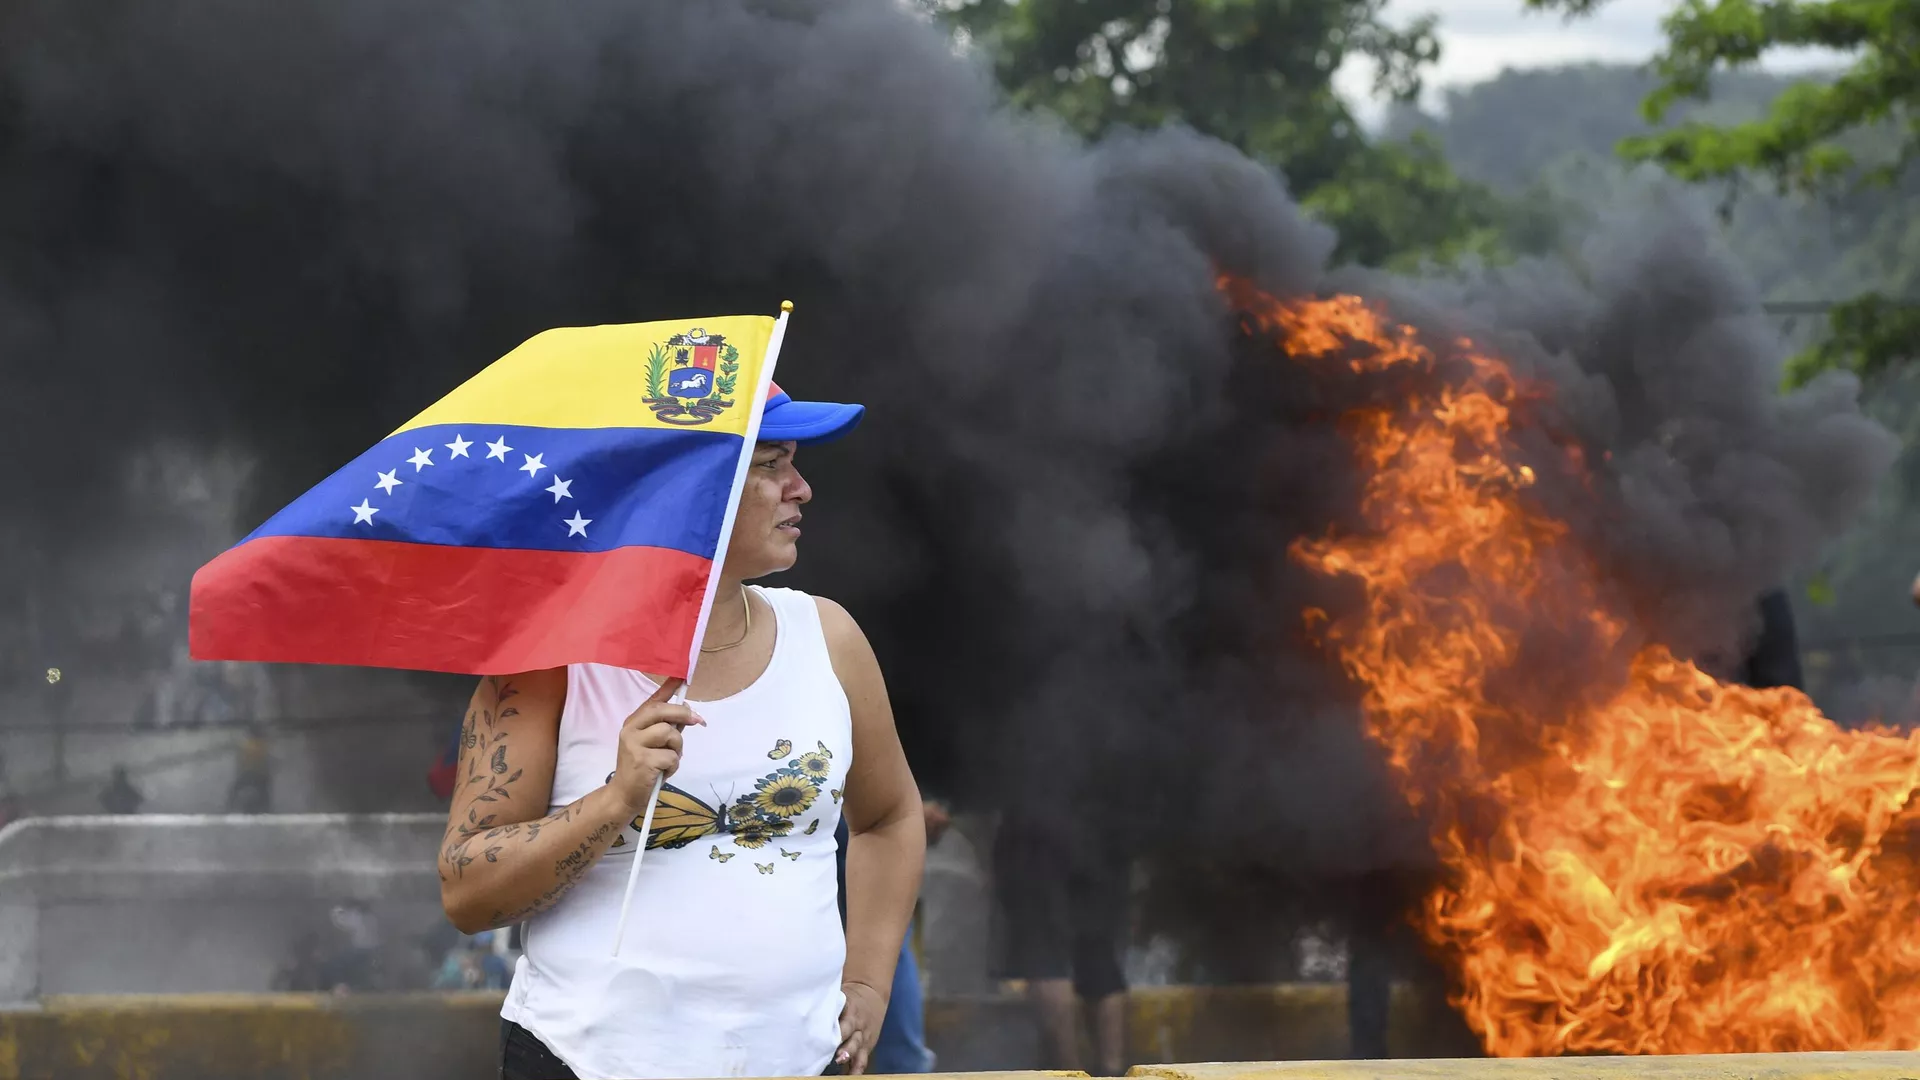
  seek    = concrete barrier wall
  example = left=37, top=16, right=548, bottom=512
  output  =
left=1122, top=984, right=1450, bottom=1066
left=0, top=985, right=1427, bottom=1080
left=0, top=814, right=1475, bottom=1075
left=0, top=814, right=447, bottom=1001
left=9, top=992, right=1920, bottom=1080
left=0, top=810, right=1000, bottom=1003
left=0, top=992, right=1095, bottom=1080
left=1129, top=1053, right=1920, bottom=1080
left=929, top=983, right=1458, bottom=1070
left=0, top=992, right=499, bottom=1080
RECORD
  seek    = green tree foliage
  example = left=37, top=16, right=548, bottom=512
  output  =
left=1786, top=288, right=1920, bottom=386
left=936, top=0, right=1555, bottom=267
left=1303, top=134, right=1564, bottom=269
left=1526, top=0, right=1920, bottom=382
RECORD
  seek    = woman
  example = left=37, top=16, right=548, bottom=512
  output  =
left=437, top=385, right=925, bottom=1079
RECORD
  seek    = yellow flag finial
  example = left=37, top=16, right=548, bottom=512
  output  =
left=780, top=300, right=794, bottom=313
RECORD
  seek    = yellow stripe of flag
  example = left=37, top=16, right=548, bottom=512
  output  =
left=392, top=315, right=778, bottom=435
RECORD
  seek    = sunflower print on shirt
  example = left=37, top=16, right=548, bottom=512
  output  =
left=751, top=772, right=817, bottom=819
left=729, top=813, right=792, bottom=849
left=792, top=750, right=832, bottom=783
left=631, top=738, right=833, bottom=863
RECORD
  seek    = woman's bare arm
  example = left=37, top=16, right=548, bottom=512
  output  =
left=438, top=670, right=691, bottom=933
left=823, top=597, right=925, bottom=1055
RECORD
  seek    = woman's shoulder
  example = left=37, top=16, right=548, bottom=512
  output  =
left=754, top=585, right=849, bottom=623
left=750, top=586, right=861, bottom=649
left=750, top=584, right=821, bottom=623
left=809, top=596, right=874, bottom=673
left=750, top=588, right=871, bottom=665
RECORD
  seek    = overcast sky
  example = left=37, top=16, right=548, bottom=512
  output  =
left=1335, top=0, right=1849, bottom=124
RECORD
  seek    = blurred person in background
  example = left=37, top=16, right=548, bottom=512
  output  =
left=428, top=722, right=461, bottom=803
left=273, top=909, right=387, bottom=994
left=1743, top=589, right=1803, bottom=691
left=328, top=901, right=384, bottom=992
left=131, top=675, right=163, bottom=730
left=98, top=764, right=143, bottom=814
left=0, top=752, right=20, bottom=829
left=193, top=663, right=236, bottom=728
left=272, top=933, right=330, bottom=992
left=227, top=723, right=273, bottom=813
left=993, top=796, right=1129, bottom=1077
left=435, top=930, right=512, bottom=990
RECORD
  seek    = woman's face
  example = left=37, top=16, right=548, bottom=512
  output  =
left=722, top=441, right=810, bottom=581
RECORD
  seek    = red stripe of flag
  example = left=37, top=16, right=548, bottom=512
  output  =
left=190, top=536, right=710, bottom=676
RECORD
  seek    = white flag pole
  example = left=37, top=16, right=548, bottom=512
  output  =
left=612, top=302, right=792, bottom=957
left=609, top=772, right=665, bottom=956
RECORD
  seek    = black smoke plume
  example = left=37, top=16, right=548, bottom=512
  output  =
left=0, top=0, right=1896, bottom=977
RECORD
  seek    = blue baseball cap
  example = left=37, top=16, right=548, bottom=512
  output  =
left=758, top=382, right=864, bottom=445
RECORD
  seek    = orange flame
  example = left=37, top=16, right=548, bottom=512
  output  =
left=1226, top=278, right=1920, bottom=1055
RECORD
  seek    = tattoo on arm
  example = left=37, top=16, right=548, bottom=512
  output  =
left=489, top=821, right=616, bottom=925
left=440, top=677, right=525, bottom=879
left=438, top=678, right=614, bottom=921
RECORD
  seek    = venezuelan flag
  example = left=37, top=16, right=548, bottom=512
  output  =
left=190, top=312, right=786, bottom=677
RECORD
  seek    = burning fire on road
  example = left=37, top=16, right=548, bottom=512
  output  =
left=1224, top=277, right=1920, bottom=1056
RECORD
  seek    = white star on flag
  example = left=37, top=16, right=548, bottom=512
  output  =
left=374, top=469, right=403, bottom=495
left=351, top=499, right=379, bottom=525
left=563, top=511, right=592, bottom=537
left=546, top=477, right=573, bottom=502
left=486, top=437, right=512, bottom=461
left=408, top=447, right=434, bottom=471
left=520, top=452, right=546, bottom=477
left=446, top=434, right=473, bottom=458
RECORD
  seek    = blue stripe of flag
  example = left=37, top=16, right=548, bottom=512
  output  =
left=245, top=423, right=741, bottom=557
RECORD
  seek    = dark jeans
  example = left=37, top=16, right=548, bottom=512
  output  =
left=868, top=936, right=934, bottom=1073
left=500, top=1020, right=846, bottom=1078
left=501, top=1020, right=577, bottom=1080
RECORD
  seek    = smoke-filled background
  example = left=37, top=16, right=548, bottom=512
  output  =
left=0, top=0, right=1905, bottom=994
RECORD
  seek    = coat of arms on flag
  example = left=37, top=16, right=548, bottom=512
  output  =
left=647, top=328, right=742, bottom=426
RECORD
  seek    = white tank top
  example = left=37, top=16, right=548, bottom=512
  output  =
left=501, top=586, right=851, bottom=1079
